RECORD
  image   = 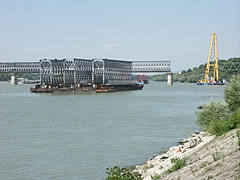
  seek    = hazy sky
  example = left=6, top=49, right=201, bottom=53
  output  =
left=0, top=0, right=239, bottom=71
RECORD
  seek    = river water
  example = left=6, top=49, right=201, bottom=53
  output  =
left=0, top=82, right=224, bottom=180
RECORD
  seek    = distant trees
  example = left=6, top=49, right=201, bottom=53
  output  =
left=152, top=57, right=240, bottom=83
left=187, top=68, right=192, bottom=73
left=0, top=73, right=39, bottom=81
left=0, top=73, right=11, bottom=81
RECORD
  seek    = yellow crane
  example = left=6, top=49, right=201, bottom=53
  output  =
left=200, top=33, right=219, bottom=83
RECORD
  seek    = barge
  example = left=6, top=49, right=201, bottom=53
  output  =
left=32, top=58, right=145, bottom=93
left=196, top=80, right=224, bottom=85
left=30, top=83, right=144, bottom=93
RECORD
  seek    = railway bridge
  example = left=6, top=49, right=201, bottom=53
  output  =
left=0, top=59, right=172, bottom=85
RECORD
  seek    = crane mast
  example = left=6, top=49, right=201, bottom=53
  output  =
left=201, top=33, right=219, bottom=83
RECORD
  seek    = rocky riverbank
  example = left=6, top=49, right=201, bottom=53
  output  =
left=135, top=128, right=240, bottom=180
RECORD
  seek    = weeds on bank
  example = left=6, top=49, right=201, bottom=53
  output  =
left=204, top=167, right=212, bottom=173
left=237, top=130, right=240, bottom=150
left=212, top=151, right=225, bottom=161
left=106, top=166, right=143, bottom=180
left=199, top=163, right=207, bottom=168
left=166, top=158, right=187, bottom=174
left=151, top=174, right=161, bottom=180
left=190, top=167, right=198, bottom=173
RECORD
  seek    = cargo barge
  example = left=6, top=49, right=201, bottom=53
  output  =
left=196, top=81, right=224, bottom=85
left=32, top=58, right=145, bottom=93
left=30, top=83, right=144, bottom=93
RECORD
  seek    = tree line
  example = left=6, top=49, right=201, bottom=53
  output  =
left=152, top=57, right=240, bottom=83
left=0, top=73, right=40, bottom=81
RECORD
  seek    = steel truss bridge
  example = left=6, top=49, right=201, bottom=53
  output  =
left=0, top=62, right=40, bottom=73
left=0, top=60, right=171, bottom=74
left=219, top=62, right=240, bottom=71
left=0, top=59, right=172, bottom=85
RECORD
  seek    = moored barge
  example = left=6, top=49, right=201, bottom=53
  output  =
left=30, top=83, right=144, bottom=93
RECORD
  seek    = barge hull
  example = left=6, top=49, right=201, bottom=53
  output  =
left=30, top=84, right=143, bottom=93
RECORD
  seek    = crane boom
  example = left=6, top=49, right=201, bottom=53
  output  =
left=201, top=33, right=219, bottom=83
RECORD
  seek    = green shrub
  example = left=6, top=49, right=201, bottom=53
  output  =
left=166, top=158, right=187, bottom=174
left=196, top=99, right=231, bottom=136
left=106, top=166, right=143, bottom=180
left=227, top=108, right=240, bottom=129
left=208, top=119, right=230, bottom=136
left=224, top=75, right=240, bottom=112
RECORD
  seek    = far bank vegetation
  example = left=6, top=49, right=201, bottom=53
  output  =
left=153, top=57, right=240, bottom=83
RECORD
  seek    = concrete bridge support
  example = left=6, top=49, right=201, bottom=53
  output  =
left=10, top=73, right=17, bottom=85
left=167, top=72, right=173, bottom=85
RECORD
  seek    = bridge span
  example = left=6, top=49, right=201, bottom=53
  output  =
left=0, top=59, right=172, bottom=85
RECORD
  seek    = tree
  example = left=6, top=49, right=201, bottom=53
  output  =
left=224, top=75, right=240, bottom=112
left=187, top=68, right=192, bottom=73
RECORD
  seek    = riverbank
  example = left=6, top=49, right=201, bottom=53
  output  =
left=135, top=128, right=240, bottom=180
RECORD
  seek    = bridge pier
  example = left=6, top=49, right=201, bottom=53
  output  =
left=10, top=73, right=17, bottom=85
left=167, top=72, right=173, bottom=85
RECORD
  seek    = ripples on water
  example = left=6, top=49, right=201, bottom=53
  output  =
left=0, top=82, right=224, bottom=180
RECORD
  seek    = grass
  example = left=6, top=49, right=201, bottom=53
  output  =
left=190, top=167, right=198, bottom=173
left=199, top=163, right=207, bottom=169
left=237, top=130, right=240, bottom=150
left=212, top=151, right=224, bottom=161
left=204, top=167, right=212, bottom=173
left=151, top=174, right=161, bottom=180
left=166, top=158, right=187, bottom=174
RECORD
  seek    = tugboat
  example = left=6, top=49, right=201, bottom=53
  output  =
left=137, top=75, right=149, bottom=84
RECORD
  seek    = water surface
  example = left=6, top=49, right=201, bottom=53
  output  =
left=0, top=82, right=224, bottom=180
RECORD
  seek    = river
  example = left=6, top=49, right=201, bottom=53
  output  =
left=0, top=81, right=224, bottom=180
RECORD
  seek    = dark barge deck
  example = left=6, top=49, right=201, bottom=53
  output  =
left=30, top=84, right=144, bottom=93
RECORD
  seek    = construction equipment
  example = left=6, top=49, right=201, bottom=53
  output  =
left=198, top=33, right=223, bottom=85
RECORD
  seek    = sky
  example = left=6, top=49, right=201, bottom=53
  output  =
left=0, top=0, right=239, bottom=72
